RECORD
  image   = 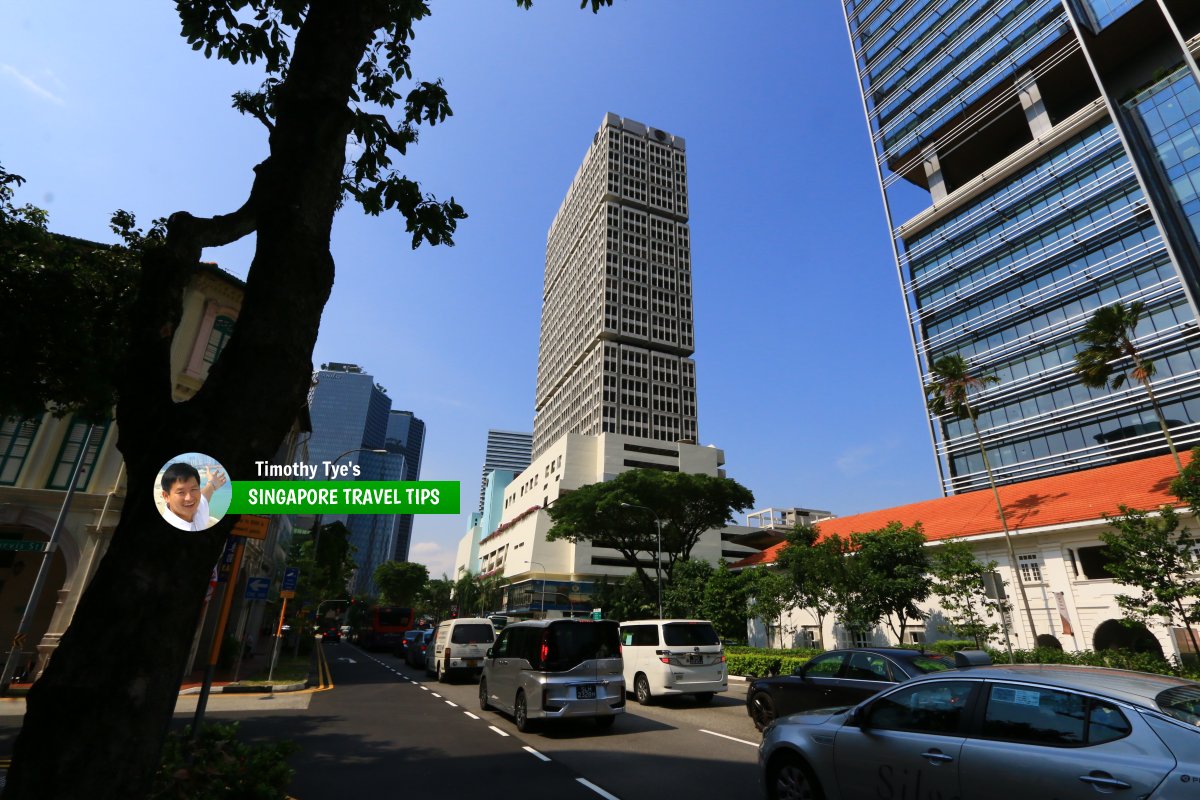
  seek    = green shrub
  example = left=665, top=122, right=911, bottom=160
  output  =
left=726, top=652, right=812, bottom=678
left=726, top=646, right=823, bottom=659
left=151, top=722, right=296, bottom=800
left=925, top=639, right=978, bottom=655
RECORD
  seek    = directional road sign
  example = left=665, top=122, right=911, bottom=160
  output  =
left=244, top=577, right=271, bottom=601
left=282, top=567, right=300, bottom=592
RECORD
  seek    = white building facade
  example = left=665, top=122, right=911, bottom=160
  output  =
left=533, top=113, right=698, bottom=456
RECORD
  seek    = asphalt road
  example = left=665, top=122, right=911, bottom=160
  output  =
left=0, top=642, right=763, bottom=800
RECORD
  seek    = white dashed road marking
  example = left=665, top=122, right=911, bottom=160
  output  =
left=523, top=746, right=551, bottom=762
left=464, top=712, right=480, bottom=720
left=421, top=686, right=430, bottom=692
left=698, top=729, right=758, bottom=747
left=445, top=701, right=458, bottom=708
left=431, top=693, right=442, bottom=698
left=488, top=725, right=510, bottom=738
left=577, top=778, right=621, bottom=800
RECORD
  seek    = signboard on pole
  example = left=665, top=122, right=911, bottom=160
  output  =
left=231, top=514, right=270, bottom=541
left=592, top=608, right=602, bottom=621
left=217, top=537, right=239, bottom=582
left=280, top=566, right=300, bottom=599
left=0, top=541, right=47, bottom=553
left=244, top=577, right=271, bottom=601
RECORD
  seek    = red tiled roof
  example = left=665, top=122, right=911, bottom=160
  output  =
left=731, top=452, right=1189, bottom=569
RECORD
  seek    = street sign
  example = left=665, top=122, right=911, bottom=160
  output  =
left=232, top=515, right=270, bottom=540
left=244, top=577, right=270, bottom=601
left=279, top=590, right=295, bottom=599
left=0, top=541, right=46, bottom=553
left=591, top=608, right=602, bottom=621
left=282, top=567, right=300, bottom=592
left=217, top=537, right=239, bottom=582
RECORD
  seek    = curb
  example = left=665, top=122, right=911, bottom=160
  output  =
left=178, top=681, right=306, bottom=696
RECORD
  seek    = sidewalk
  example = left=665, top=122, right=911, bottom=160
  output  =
left=179, top=646, right=311, bottom=694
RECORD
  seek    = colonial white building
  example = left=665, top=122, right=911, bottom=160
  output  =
left=736, top=452, right=1198, bottom=663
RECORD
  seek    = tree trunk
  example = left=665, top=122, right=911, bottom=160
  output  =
left=1138, top=364, right=1184, bottom=474
left=4, top=5, right=381, bottom=797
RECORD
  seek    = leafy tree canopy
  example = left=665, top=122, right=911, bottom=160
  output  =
left=850, top=522, right=931, bottom=644
left=545, top=469, right=754, bottom=597
left=415, top=574, right=453, bottom=622
left=929, top=539, right=1007, bottom=649
left=373, top=560, right=428, bottom=606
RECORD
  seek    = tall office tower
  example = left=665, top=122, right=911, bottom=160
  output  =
left=478, top=429, right=532, bottom=511
left=306, top=363, right=405, bottom=593
left=844, top=0, right=1200, bottom=493
left=385, top=410, right=425, bottom=561
left=532, top=113, right=699, bottom=457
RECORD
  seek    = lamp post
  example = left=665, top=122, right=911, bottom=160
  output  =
left=620, top=502, right=663, bottom=619
left=525, top=560, right=546, bottom=619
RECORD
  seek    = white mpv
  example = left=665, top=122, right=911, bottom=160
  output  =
left=619, top=619, right=727, bottom=704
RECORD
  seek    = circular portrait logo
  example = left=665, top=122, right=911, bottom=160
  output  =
left=154, top=453, right=230, bottom=531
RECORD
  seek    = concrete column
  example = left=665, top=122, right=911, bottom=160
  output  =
left=923, top=149, right=948, bottom=203
left=1017, top=72, right=1053, bottom=139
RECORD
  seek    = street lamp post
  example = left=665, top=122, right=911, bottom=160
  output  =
left=620, top=503, right=663, bottom=619
left=525, top=560, right=546, bottom=618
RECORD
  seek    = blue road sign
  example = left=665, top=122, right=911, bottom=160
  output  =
left=244, top=577, right=270, bottom=601
left=282, top=567, right=300, bottom=592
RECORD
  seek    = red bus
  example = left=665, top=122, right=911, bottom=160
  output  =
left=357, top=606, right=414, bottom=650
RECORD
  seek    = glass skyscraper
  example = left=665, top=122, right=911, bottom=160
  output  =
left=384, top=409, right=425, bottom=562
left=844, top=0, right=1200, bottom=492
left=307, top=363, right=411, bottom=594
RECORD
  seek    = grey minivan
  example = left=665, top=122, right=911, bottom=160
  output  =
left=479, top=619, right=625, bottom=732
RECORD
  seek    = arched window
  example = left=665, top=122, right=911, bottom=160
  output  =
left=203, top=315, right=235, bottom=365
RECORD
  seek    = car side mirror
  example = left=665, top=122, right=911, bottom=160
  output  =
left=848, top=704, right=869, bottom=728
left=486, top=647, right=493, bottom=659
left=791, top=665, right=806, bottom=678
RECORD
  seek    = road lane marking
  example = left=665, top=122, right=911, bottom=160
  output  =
left=699, top=729, right=758, bottom=747
left=421, top=686, right=430, bottom=692
left=445, top=700, right=458, bottom=707
left=431, top=693, right=442, bottom=698
left=577, top=778, right=620, bottom=800
left=488, top=725, right=510, bottom=737
left=523, top=746, right=551, bottom=762
left=464, top=712, right=480, bottom=720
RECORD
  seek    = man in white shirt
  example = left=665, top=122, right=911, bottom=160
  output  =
left=160, top=462, right=227, bottom=531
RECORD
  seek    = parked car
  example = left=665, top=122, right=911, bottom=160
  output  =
left=479, top=618, right=624, bottom=732
left=426, top=618, right=496, bottom=682
left=620, top=619, right=726, bottom=704
left=747, top=647, right=960, bottom=732
left=759, top=663, right=1200, bottom=800
left=407, top=629, right=434, bottom=668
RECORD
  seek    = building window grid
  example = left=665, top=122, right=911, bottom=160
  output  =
left=0, top=417, right=41, bottom=486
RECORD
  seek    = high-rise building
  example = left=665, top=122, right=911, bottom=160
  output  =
left=844, top=0, right=1200, bottom=493
left=385, top=410, right=425, bottom=562
left=478, top=429, right=532, bottom=511
left=307, top=363, right=409, bottom=594
left=532, top=113, right=699, bottom=457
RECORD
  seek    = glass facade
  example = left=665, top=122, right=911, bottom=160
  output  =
left=383, top=410, right=425, bottom=563
left=844, top=0, right=1200, bottom=492
left=1079, top=0, right=1143, bottom=30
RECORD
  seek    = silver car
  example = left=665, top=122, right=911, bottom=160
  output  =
left=760, top=663, right=1200, bottom=800
left=479, top=619, right=625, bottom=732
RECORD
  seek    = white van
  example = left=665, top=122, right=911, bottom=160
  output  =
left=619, top=619, right=726, bottom=704
left=426, top=618, right=496, bottom=682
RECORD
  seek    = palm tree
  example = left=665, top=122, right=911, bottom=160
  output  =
left=1074, top=300, right=1183, bottom=474
left=925, top=353, right=1038, bottom=644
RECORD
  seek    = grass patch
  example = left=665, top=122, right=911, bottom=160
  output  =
left=236, top=654, right=311, bottom=686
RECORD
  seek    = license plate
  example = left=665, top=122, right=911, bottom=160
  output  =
left=465, top=659, right=480, bottom=667
left=575, top=685, right=597, bottom=699
left=687, top=654, right=703, bottom=665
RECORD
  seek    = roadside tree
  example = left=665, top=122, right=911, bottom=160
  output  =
left=702, top=562, right=752, bottom=642
left=746, top=568, right=796, bottom=648
left=415, top=574, right=454, bottom=622
left=663, top=559, right=713, bottom=619
left=851, top=523, right=932, bottom=645
left=5, top=3, right=615, bottom=797
left=546, top=469, right=754, bottom=600
left=775, top=525, right=840, bottom=649
left=1101, top=505, right=1200, bottom=658
left=929, top=539, right=1008, bottom=650
left=374, top=561, right=428, bottom=607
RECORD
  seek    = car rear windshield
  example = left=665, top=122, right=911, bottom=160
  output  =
left=543, top=621, right=620, bottom=672
left=1156, top=685, right=1200, bottom=725
left=910, top=655, right=955, bottom=673
left=663, top=622, right=719, bottom=647
left=451, top=624, right=495, bottom=644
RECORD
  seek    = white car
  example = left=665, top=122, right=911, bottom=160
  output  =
left=619, top=619, right=726, bottom=704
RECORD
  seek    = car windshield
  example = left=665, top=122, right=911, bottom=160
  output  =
left=663, top=622, right=719, bottom=647
left=543, top=621, right=620, bottom=672
left=451, top=624, right=495, bottom=644
left=909, top=655, right=956, bottom=673
left=1156, top=685, right=1200, bottom=725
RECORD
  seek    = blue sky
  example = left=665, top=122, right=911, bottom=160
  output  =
left=3, top=2, right=940, bottom=577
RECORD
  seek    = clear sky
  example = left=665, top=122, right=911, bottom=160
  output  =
left=3, top=2, right=941, bottom=578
